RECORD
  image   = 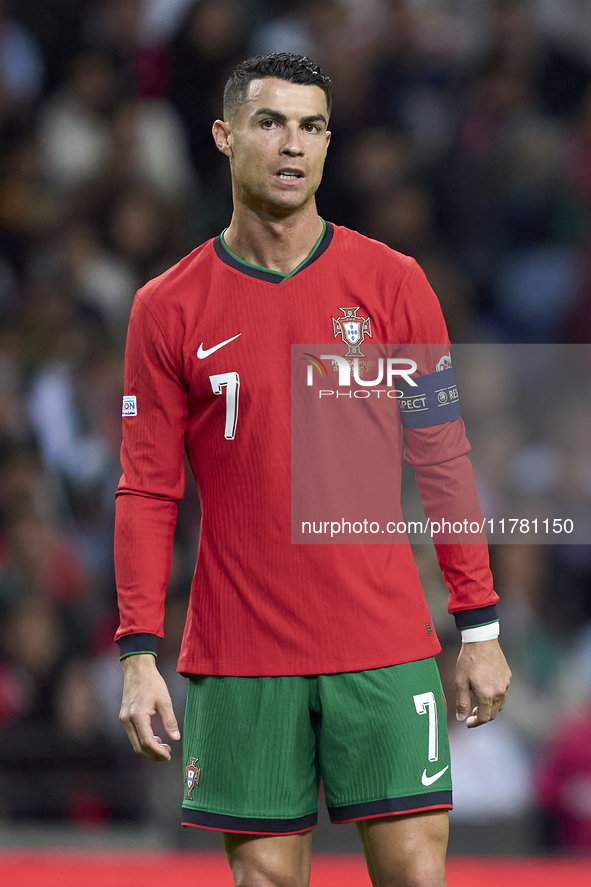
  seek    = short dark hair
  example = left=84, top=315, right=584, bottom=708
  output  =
left=223, top=53, right=332, bottom=120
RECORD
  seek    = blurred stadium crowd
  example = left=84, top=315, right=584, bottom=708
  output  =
left=0, top=0, right=590, bottom=853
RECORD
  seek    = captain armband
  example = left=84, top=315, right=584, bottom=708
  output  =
left=398, top=367, right=461, bottom=429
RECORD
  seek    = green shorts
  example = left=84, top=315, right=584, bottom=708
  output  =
left=181, top=658, right=452, bottom=835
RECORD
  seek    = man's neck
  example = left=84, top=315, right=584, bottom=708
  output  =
left=223, top=203, right=324, bottom=276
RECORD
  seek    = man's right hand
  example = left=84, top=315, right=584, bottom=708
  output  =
left=119, top=653, right=181, bottom=761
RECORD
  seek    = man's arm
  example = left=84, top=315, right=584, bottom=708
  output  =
left=393, top=260, right=510, bottom=725
left=404, top=428, right=511, bottom=726
left=119, top=654, right=181, bottom=761
left=115, top=287, right=188, bottom=757
left=115, top=291, right=188, bottom=646
left=404, top=427, right=511, bottom=726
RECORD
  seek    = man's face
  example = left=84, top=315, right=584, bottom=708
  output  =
left=218, top=78, right=331, bottom=215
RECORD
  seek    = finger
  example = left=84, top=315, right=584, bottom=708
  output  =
left=466, top=705, right=484, bottom=728
left=455, top=681, right=471, bottom=722
left=153, top=736, right=173, bottom=757
left=121, top=715, right=142, bottom=755
left=157, top=699, right=181, bottom=742
left=134, top=726, right=172, bottom=762
left=132, top=715, right=172, bottom=761
left=467, top=697, right=493, bottom=728
left=490, top=692, right=507, bottom=719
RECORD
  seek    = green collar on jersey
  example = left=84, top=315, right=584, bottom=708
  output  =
left=214, top=219, right=333, bottom=283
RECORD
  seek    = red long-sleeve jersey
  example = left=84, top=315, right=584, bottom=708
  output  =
left=115, top=222, right=498, bottom=675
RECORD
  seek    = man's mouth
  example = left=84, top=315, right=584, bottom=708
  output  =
left=276, top=170, right=304, bottom=180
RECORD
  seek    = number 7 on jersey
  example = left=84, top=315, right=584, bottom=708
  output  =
left=209, top=372, right=240, bottom=440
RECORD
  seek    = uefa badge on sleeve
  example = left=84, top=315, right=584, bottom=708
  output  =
left=122, top=395, right=137, bottom=417
left=184, top=757, right=201, bottom=800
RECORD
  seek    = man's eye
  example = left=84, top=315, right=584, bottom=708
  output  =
left=261, top=119, right=276, bottom=128
left=304, top=124, right=320, bottom=133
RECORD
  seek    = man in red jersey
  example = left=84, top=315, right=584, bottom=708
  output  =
left=116, top=53, right=511, bottom=887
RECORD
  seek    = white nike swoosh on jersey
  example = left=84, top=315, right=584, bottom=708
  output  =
left=421, top=765, right=449, bottom=786
left=197, top=334, right=241, bottom=359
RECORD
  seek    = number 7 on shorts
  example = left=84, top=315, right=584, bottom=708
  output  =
left=413, top=691, right=439, bottom=763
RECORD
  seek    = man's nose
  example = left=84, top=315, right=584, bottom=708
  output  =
left=280, top=126, right=304, bottom=155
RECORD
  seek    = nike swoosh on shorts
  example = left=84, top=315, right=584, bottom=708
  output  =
left=197, top=333, right=241, bottom=359
left=421, top=765, right=450, bottom=786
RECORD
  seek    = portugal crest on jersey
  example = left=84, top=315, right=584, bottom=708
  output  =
left=184, top=757, right=201, bottom=800
left=332, top=307, right=372, bottom=357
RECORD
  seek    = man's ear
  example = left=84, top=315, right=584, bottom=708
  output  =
left=212, top=119, right=232, bottom=157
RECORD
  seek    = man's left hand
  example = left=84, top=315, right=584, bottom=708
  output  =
left=455, top=638, right=511, bottom=728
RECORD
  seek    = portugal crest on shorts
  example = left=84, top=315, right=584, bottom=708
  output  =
left=332, top=307, right=372, bottom=358
left=184, top=757, right=201, bottom=800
